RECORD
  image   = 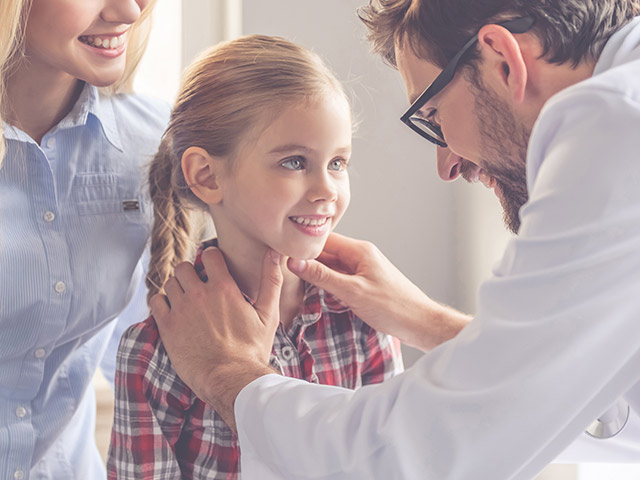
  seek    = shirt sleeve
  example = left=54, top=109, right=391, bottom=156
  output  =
left=359, top=322, right=404, bottom=386
left=100, top=253, right=149, bottom=386
left=107, top=318, right=193, bottom=479
left=235, top=89, right=640, bottom=478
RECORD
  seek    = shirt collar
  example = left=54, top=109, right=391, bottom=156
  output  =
left=2, top=122, right=32, bottom=143
left=3, top=83, right=123, bottom=150
left=593, top=16, right=640, bottom=76
left=78, top=83, right=124, bottom=151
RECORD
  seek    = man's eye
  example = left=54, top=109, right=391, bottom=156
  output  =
left=281, top=157, right=305, bottom=170
left=420, top=107, right=440, bottom=126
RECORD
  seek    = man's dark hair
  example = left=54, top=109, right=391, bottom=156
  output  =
left=358, top=0, right=640, bottom=69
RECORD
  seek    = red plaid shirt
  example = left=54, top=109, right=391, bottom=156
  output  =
left=107, top=241, right=403, bottom=479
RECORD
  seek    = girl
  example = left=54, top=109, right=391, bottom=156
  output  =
left=107, top=35, right=403, bottom=479
left=0, top=0, right=169, bottom=478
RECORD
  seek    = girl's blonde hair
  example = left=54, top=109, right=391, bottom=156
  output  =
left=146, top=34, right=348, bottom=304
left=0, top=0, right=156, bottom=166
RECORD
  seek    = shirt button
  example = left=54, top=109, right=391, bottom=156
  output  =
left=46, top=137, right=56, bottom=149
left=34, top=348, right=46, bottom=358
left=14, top=469, right=25, bottom=479
left=43, top=211, right=56, bottom=222
left=54, top=281, right=66, bottom=293
left=281, top=346, right=294, bottom=361
left=15, top=406, right=27, bottom=418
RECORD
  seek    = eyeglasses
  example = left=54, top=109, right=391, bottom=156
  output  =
left=400, top=16, right=535, bottom=148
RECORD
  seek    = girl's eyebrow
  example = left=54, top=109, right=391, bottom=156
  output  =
left=269, top=144, right=352, bottom=156
left=268, top=144, right=315, bottom=155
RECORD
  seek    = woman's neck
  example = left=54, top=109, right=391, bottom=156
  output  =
left=215, top=237, right=305, bottom=331
left=5, top=62, right=84, bottom=144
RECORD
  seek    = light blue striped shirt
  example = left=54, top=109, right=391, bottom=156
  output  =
left=0, top=83, right=170, bottom=479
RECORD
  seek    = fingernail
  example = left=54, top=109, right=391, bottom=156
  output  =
left=288, top=258, right=307, bottom=274
left=269, top=250, right=282, bottom=264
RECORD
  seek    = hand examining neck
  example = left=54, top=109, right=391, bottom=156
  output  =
left=215, top=239, right=304, bottom=331
left=287, top=233, right=472, bottom=352
left=151, top=247, right=286, bottom=433
left=151, top=233, right=472, bottom=433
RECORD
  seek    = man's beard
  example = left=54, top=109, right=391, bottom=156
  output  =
left=464, top=67, right=530, bottom=234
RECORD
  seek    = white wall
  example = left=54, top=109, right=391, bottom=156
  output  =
left=134, top=0, right=181, bottom=103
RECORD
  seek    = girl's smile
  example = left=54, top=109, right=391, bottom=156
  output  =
left=212, top=92, right=352, bottom=263
left=289, top=215, right=334, bottom=237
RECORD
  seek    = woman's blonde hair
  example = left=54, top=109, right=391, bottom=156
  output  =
left=146, top=34, right=348, bottom=304
left=0, top=0, right=156, bottom=166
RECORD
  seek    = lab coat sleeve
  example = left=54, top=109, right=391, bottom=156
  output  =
left=235, top=87, right=640, bottom=479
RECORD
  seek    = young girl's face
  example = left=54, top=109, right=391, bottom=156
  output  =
left=24, top=0, right=149, bottom=87
left=214, top=93, right=352, bottom=261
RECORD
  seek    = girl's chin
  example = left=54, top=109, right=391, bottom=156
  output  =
left=284, top=248, right=324, bottom=262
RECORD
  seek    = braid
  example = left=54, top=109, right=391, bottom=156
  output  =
left=146, top=136, right=191, bottom=306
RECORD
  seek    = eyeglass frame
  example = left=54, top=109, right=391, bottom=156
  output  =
left=400, top=16, right=536, bottom=148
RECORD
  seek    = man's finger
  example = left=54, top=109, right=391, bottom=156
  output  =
left=253, top=249, right=284, bottom=329
left=321, top=233, right=363, bottom=271
left=150, top=293, right=171, bottom=319
left=174, top=260, right=206, bottom=290
left=287, top=257, right=351, bottom=296
left=316, top=250, right=352, bottom=274
left=164, top=275, right=185, bottom=300
left=200, top=247, right=233, bottom=284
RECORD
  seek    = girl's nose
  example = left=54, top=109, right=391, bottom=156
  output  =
left=436, top=146, right=464, bottom=181
left=101, top=0, right=145, bottom=25
left=307, top=173, right=338, bottom=203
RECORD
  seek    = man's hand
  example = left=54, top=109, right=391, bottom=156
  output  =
left=288, top=233, right=471, bottom=351
left=150, top=247, right=283, bottom=432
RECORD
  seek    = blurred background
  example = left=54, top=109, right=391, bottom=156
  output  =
left=94, top=1, right=640, bottom=479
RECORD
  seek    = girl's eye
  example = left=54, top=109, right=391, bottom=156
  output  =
left=281, top=157, right=305, bottom=170
left=329, top=158, right=347, bottom=172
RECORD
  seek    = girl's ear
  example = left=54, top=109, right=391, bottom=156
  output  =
left=476, top=24, right=528, bottom=104
left=181, top=146, right=224, bottom=205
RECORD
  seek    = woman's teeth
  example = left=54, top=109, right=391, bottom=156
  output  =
left=291, top=217, right=329, bottom=226
left=79, top=33, right=125, bottom=49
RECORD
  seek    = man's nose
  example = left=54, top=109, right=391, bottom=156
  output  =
left=436, top=146, right=463, bottom=181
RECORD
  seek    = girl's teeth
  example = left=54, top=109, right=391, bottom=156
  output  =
left=292, top=217, right=328, bottom=226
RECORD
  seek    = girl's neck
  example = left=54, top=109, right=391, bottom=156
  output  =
left=215, top=237, right=305, bottom=331
left=5, top=62, right=85, bottom=144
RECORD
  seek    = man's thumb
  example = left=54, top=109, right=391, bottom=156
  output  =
left=287, top=257, right=343, bottom=295
left=254, top=250, right=284, bottom=329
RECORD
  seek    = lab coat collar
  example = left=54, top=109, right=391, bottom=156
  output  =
left=593, top=16, right=640, bottom=75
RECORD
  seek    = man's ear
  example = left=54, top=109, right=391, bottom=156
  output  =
left=181, top=146, right=224, bottom=205
left=476, top=24, right=528, bottom=103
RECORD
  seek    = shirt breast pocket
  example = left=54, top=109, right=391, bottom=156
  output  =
left=73, top=173, right=144, bottom=217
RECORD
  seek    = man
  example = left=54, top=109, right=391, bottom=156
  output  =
left=151, top=0, right=640, bottom=478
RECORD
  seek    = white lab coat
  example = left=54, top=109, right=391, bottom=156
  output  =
left=235, top=17, right=640, bottom=479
